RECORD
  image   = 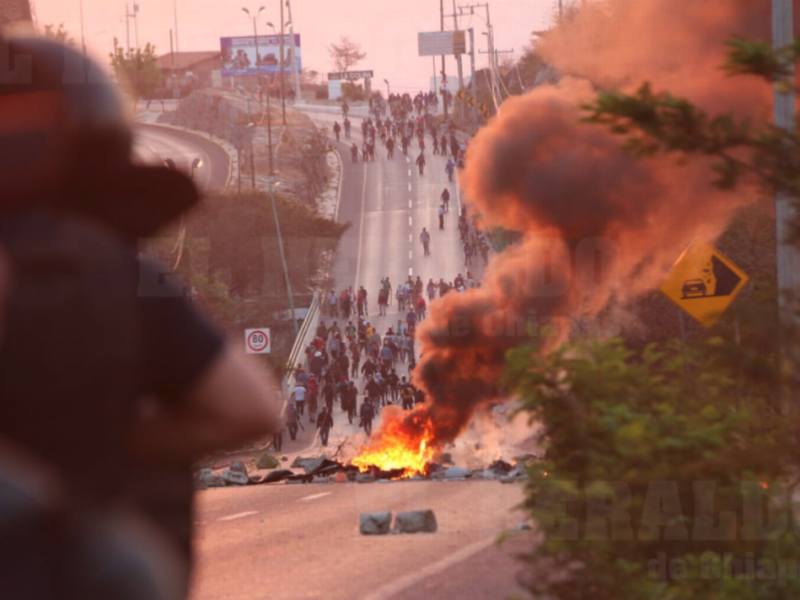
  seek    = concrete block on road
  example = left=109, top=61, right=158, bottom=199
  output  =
left=229, top=460, right=248, bottom=474
left=197, top=468, right=226, bottom=488
left=222, top=470, right=250, bottom=486
left=394, top=510, right=438, bottom=534
left=355, top=473, right=375, bottom=483
left=360, top=512, right=392, bottom=535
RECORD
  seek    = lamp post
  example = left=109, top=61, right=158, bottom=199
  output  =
left=383, top=78, right=390, bottom=96
left=243, top=6, right=274, bottom=176
left=267, top=19, right=291, bottom=126
left=270, top=180, right=298, bottom=337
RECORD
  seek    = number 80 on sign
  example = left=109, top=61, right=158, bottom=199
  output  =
left=245, top=328, right=271, bottom=354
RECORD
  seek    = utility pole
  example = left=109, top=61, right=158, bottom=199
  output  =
left=479, top=46, right=513, bottom=104
left=286, top=0, right=301, bottom=102
left=125, top=4, right=130, bottom=52
left=772, top=0, right=800, bottom=408
left=79, top=0, right=86, bottom=55
left=453, top=0, right=465, bottom=122
left=279, top=0, right=287, bottom=125
left=468, top=27, right=478, bottom=132
left=173, top=0, right=181, bottom=102
left=440, top=0, right=448, bottom=119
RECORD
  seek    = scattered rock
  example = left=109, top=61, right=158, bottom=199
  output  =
left=263, top=469, right=294, bottom=483
left=355, top=473, right=375, bottom=483
left=196, top=468, right=225, bottom=488
left=229, top=460, right=248, bottom=475
left=222, top=470, right=249, bottom=486
left=516, top=523, right=533, bottom=531
left=256, top=453, right=280, bottom=470
left=291, top=456, right=311, bottom=469
left=360, top=512, right=392, bottom=535
left=444, top=467, right=471, bottom=479
left=487, top=459, right=514, bottom=475
left=281, top=456, right=288, bottom=462
left=394, top=510, right=438, bottom=534
left=471, top=469, right=497, bottom=480
left=302, top=456, right=331, bottom=474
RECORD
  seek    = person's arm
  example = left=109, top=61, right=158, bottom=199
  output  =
left=129, top=344, right=281, bottom=464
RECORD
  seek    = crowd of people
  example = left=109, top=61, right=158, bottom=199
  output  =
left=286, top=314, right=424, bottom=443
left=283, top=265, right=486, bottom=448
left=340, top=91, right=468, bottom=166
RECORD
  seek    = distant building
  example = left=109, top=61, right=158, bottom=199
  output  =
left=156, top=51, right=223, bottom=90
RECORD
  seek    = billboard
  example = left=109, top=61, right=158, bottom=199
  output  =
left=418, top=31, right=466, bottom=56
left=220, top=34, right=301, bottom=77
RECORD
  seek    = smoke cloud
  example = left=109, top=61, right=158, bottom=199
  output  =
left=365, top=0, right=787, bottom=454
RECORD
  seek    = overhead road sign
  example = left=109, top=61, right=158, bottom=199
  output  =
left=418, top=31, right=467, bottom=56
left=659, top=240, right=749, bottom=328
left=327, top=71, right=374, bottom=81
left=245, top=328, right=271, bottom=354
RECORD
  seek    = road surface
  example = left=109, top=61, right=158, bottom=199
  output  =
left=133, top=124, right=232, bottom=191
left=185, top=108, right=528, bottom=600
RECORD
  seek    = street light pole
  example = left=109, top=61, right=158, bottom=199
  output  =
left=279, top=0, right=287, bottom=125
left=285, top=0, right=301, bottom=102
left=243, top=7, right=273, bottom=176
left=269, top=181, right=298, bottom=337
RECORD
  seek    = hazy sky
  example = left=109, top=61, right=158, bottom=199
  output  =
left=32, top=0, right=560, bottom=92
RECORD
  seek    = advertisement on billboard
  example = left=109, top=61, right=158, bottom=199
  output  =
left=220, top=34, right=301, bottom=77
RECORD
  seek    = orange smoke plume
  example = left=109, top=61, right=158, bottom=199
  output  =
left=354, top=0, right=785, bottom=468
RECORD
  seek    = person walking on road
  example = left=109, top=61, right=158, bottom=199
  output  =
left=285, top=402, right=301, bottom=441
left=317, top=406, right=334, bottom=446
left=387, top=137, right=395, bottom=159
left=333, top=121, right=341, bottom=142
left=415, top=151, right=426, bottom=175
left=360, top=399, right=375, bottom=436
left=420, top=227, right=431, bottom=256
left=344, top=117, right=351, bottom=138
left=441, top=188, right=450, bottom=212
left=351, top=143, right=358, bottom=163
left=445, top=158, right=455, bottom=182
left=438, top=204, right=445, bottom=230
left=292, top=381, right=307, bottom=416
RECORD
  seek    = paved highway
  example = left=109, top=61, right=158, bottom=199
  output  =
left=184, top=109, right=526, bottom=600
left=133, top=124, right=232, bottom=191
left=190, top=480, right=530, bottom=600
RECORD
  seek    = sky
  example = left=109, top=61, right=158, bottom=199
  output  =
left=32, top=0, right=561, bottom=92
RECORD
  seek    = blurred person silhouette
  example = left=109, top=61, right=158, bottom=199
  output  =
left=0, top=35, right=281, bottom=599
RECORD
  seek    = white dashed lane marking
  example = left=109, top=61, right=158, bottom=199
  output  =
left=218, top=511, right=259, bottom=522
left=299, top=492, right=332, bottom=503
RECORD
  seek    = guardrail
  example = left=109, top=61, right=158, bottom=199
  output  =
left=281, top=291, right=321, bottom=400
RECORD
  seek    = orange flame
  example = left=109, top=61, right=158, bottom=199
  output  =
left=351, top=407, right=439, bottom=478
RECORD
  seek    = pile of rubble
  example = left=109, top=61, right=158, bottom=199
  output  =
left=194, top=454, right=538, bottom=490
left=360, top=510, right=438, bottom=535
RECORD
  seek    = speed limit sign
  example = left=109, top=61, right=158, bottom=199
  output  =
left=245, top=328, right=271, bottom=354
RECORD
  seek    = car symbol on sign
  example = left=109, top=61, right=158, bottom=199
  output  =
left=681, top=279, right=707, bottom=299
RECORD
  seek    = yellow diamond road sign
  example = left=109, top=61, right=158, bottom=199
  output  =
left=659, top=240, right=749, bottom=328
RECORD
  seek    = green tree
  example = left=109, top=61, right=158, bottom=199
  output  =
left=109, top=43, right=162, bottom=106
left=42, top=23, right=74, bottom=46
left=582, top=36, right=800, bottom=240
left=327, top=36, right=366, bottom=74
left=506, top=37, right=800, bottom=600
